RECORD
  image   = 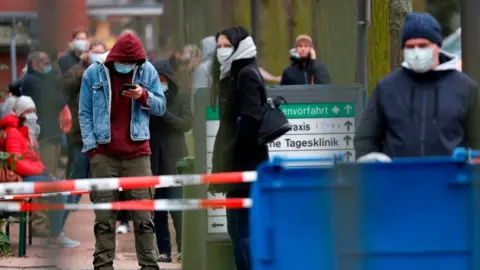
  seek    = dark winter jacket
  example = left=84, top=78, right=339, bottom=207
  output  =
left=150, top=60, right=192, bottom=175
left=57, top=51, right=81, bottom=75
left=354, top=52, right=480, bottom=158
left=21, top=69, right=66, bottom=140
left=280, top=49, right=331, bottom=85
left=211, top=57, right=269, bottom=193
left=62, top=61, right=89, bottom=144
left=8, top=78, right=24, bottom=97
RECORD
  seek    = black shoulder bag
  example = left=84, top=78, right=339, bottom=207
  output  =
left=239, top=67, right=292, bottom=145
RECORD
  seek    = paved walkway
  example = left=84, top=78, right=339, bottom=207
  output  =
left=0, top=196, right=182, bottom=270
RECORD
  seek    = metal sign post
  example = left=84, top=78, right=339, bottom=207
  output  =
left=356, top=0, right=370, bottom=91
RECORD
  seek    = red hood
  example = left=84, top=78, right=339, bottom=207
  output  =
left=0, top=114, right=19, bottom=129
left=106, top=33, right=146, bottom=64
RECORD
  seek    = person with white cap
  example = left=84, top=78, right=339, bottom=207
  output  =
left=0, top=96, right=80, bottom=248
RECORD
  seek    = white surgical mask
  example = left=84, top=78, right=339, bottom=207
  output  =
left=403, top=48, right=435, bottom=73
left=24, top=113, right=40, bottom=138
left=216, top=47, right=234, bottom=64
left=73, top=39, right=89, bottom=52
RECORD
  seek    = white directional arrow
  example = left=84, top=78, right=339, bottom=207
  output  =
left=344, top=105, right=353, bottom=115
left=332, top=106, right=340, bottom=114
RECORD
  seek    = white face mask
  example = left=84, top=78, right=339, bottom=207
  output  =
left=217, top=47, right=234, bottom=64
left=404, top=48, right=435, bottom=73
left=73, top=39, right=89, bottom=52
left=23, top=113, right=40, bottom=138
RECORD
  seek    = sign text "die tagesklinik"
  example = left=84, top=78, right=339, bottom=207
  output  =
left=268, top=134, right=354, bottom=150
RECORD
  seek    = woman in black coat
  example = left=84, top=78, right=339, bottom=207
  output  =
left=211, top=26, right=269, bottom=270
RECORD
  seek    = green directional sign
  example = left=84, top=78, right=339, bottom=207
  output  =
left=205, top=103, right=355, bottom=120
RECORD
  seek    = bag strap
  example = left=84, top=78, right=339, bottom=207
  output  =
left=236, top=66, right=268, bottom=102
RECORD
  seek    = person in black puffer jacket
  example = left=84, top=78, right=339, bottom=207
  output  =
left=150, top=59, right=192, bottom=263
left=280, top=34, right=331, bottom=85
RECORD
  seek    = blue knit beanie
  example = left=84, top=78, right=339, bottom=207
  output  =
left=402, top=12, right=442, bottom=48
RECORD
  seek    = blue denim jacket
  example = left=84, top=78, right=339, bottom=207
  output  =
left=79, top=61, right=167, bottom=153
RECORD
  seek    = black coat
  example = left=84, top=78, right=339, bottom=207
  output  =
left=354, top=53, right=480, bottom=158
left=150, top=88, right=192, bottom=175
left=21, top=70, right=66, bottom=140
left=211, top=58, right=269, bottom=193
left=280, top=58, right=331, bottom=85
left=57, top=51, right=81, bottom=76
left=150, top=60, right=192, bottom=175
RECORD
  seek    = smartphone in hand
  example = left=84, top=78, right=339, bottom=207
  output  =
left=121, top=84, right=137, bottom=93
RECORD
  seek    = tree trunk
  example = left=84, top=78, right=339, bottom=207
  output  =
left=412, top=0, right=427, bottom=11
left=257, top=0, right=290, bottom=74
left=160, top=0, right=185, bottom=49
left=389, top=0, right=411, bottom=70
left=367, top=0, right=391, bottom=94
left=314, top=0, right=357, bottom=83
left=183, top=0, right=207, bottom=45
left=36, top=0, right=60, bottom=58
left=293, top=0, right=313, bottom=42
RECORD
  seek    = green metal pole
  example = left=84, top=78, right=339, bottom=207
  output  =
left=18, top=212, right=26, bottom=257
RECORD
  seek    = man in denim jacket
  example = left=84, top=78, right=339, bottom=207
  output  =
left=79, top=33, right=166, bottom=270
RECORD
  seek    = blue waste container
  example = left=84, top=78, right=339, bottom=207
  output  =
left=250, top=156, right=479, bottom=270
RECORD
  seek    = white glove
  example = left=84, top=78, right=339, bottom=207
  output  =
left=357, top=152, right=392, bottom=163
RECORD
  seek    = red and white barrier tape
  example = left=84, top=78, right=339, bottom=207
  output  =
left=0, top=198, right=252, bottom=212
left=1, top=190, right=88, bottom=200
left=0, top=171, right=257, bottom=197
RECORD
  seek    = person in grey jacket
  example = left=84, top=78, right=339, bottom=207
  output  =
left=354, top=12, right=480, bottom=159
left=191, top=36, right=216, bottom=109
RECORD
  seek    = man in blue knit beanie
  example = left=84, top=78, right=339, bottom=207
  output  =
left=354, top=12, right=480, bottom=160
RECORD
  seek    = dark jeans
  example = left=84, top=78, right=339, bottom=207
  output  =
left=154, top=186, right=182, bottom=255
left=23, top=175, right=67, bottom=237
left=68, top=143, right=89, bottom=204
left=226, top=191, right=251, bottom=270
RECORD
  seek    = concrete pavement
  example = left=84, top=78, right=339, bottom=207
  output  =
left=0, top=196, right=182, bottom=270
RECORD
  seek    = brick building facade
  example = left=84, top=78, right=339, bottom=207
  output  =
left=0, top=0, right=88, bottom=86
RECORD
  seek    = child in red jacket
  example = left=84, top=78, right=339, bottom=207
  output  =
left=0, top=96, right=80, bottom=248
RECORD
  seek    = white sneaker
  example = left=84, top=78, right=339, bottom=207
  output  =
left=116, top=223, right=129, bottom=234
left=46, top=234, right=80, bottom=248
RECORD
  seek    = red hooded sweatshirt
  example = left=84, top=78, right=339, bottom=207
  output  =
left=96, top=33, right=150, bottom=159
left=0, top=114, right=45, bottom=176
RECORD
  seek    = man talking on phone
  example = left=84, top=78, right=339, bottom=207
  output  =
left=79, top=32, right=166, bottom=270
left=280, top=34, right=331, bottom=85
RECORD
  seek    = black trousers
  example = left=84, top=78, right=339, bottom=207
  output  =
left=117, top=191, right=130, bottom=223
left=154, top=186, right=182, bottom=255
left=150, top=137, right=183, bottom=255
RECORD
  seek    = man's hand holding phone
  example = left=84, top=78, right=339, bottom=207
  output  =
left=309, top=48, right=316, bottom=60
left=121, top=84, right=143, bottom=99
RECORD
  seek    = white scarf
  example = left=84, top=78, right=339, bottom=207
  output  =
left=220, top=36, right=257, bottom=79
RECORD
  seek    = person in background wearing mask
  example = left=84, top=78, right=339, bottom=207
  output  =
left=192, top=36, right=216, bottom=90
left=0, top=96, right=79, bottom=248
left=150, top=60, right=192, bottom=263
left=79, top=33, right=166, bottom=270
left=58, top=29, right=89, bottom=75
left=63, top=40, right=107, bottom=204
left=280, top=34, right=331, bottom=85
left=21, top=51, right=72, bottom=237
left=354, top=12, right=480, bottom=160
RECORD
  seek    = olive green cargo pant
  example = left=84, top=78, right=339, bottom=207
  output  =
left=89, top=154, right=159, bottom=270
